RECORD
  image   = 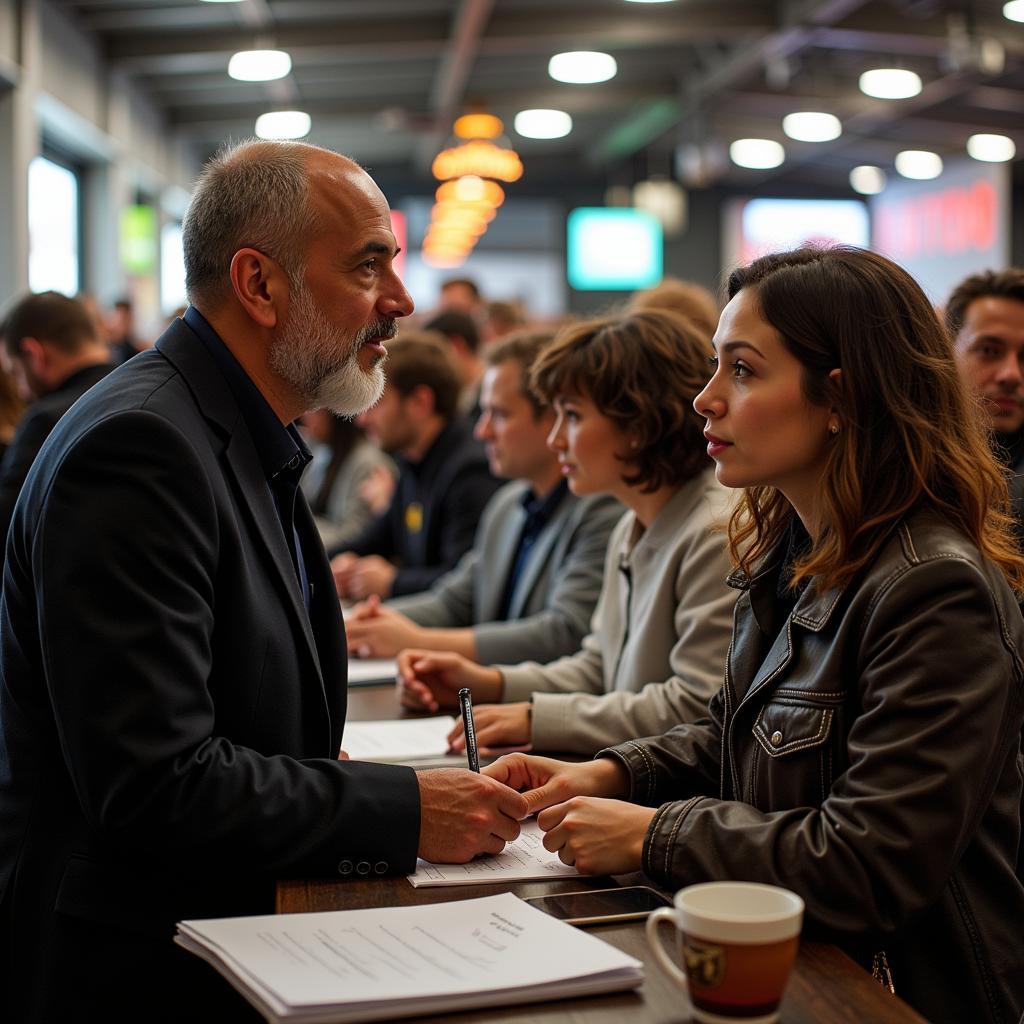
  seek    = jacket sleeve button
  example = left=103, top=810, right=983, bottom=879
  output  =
left=374, top=861, right=389, bottom=875
left=771, top=730, right=784, bottom=746
left=337, top=859, right=353, bottom=875
left=356, top=860, right=371, bottom=875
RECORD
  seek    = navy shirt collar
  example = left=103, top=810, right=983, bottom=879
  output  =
left=183, top=306, right=310, bottom=481
left=520, top=477, right=568, bottom=529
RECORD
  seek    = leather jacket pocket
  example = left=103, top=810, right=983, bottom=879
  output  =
left=750, top=700, right=835, bottom=809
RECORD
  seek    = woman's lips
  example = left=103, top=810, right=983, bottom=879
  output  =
left=704, top=432, right=732, bottom=457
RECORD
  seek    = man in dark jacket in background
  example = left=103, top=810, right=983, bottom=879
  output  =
left=0, top=290, right=112, bottom=551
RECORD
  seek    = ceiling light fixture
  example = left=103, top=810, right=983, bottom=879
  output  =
left=548, top=51, right=617, bottom=84
left=514, top=109, right=573, bottom=139
left=1004, top=1, right=1024, bottom=22
left=966, top=133, right=1016, bottom=162
left=228, top=49, right=292, bottom=82
left=849, top=165, right=887, bottom=195
left=254, top=110, right=311, bottom=140
left=859, top=68, right=922, bottom=99
left=895, top=149, right=943, bottom=180
left=782, top=111, right=841, bottom=142
left=729, top=138, right=785, bottom=170
left=453, top=113, right=503, bottom=140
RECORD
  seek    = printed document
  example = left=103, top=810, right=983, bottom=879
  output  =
left=341, top=716, right=457, bottom=764
left=175, top=891, right=643, bottom=1023
left=346, top=658, right=397, bottom=686
left=409, top=818, right=583, bottom=887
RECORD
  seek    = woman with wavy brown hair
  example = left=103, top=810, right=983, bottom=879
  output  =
left=484, top=247, right=1024, bottom=1024
left=397, top=308, right=737, bottom=755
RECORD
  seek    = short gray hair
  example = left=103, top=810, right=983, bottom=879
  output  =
left=182, top=138, right=323, bottom=308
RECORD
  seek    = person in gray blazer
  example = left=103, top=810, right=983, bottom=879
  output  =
left=398, top=310, right=736, bottom=756
left=344, top=330, right=621, bottom=665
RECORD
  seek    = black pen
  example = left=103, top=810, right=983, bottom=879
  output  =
left=457, top=687, right=480, bottom=773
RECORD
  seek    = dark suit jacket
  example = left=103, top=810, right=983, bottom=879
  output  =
left=342, top=416, right=500, bottom=596
left=0, top=361, right=113, bottom=553
left=0, top=319, right=421, bottom=1021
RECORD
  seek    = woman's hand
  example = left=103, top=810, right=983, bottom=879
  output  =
left=448, top=702, right=531, bottom=753
left=482, top=753, right=630, bottom=814
left=396, top=649, right=502, bottom=712
left=345, top=597, right=423, bottom=658
left=538, top=797, right=656, bottom=875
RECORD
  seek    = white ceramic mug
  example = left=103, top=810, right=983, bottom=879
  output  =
left=646, top=881, right=805, bottom=1024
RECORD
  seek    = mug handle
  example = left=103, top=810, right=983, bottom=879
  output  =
left=645, top=907, right=690, bottom=990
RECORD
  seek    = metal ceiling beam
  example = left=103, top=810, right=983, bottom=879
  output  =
left=414, top=0, right=494, bottom=170
left=586, top=0, right=875, bottom=166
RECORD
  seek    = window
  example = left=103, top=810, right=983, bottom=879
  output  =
left=28, top=154, right=81, bottom=295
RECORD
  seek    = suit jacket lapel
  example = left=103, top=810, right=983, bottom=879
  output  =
left=156, top=325, right=326, bottom=700
left=479, top=495, right=525, bottom=621
left=506, top=498, right=567, bottom=619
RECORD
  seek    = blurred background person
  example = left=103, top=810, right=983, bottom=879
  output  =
left=0, top=363, right=23, bottom=466
left=0, top=291, right=113, bottom=553
left=299, top=409, right=397, bottom=553
left=481, top=300, right=527, bottom=349
left=629, top=276, right=720, bottom=340
left=400, top=309, right=736, bottom=756
left=330, top=332, right=500, bottom=600
left=423, top=309, right=485, bottom=419
left=105, top=296, right=146, bottom=364
left=345, top=329, right=621, bottom=665
left=438, top=276, right=483, bottom=319
left=946, top=268, right=1024, bottom=540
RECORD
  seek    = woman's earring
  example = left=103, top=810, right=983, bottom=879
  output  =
left=829, top=423, right=840, bottom=435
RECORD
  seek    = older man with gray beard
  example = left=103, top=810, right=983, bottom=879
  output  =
left=0, top=139, right=528, bottom=1023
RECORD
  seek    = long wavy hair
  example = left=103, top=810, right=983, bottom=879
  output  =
left=725, top=245, right=1024, bottom=593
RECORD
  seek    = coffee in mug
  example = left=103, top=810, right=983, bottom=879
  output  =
left=646, top=881, right=804, bottom=1024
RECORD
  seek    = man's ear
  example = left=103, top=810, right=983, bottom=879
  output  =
left=229, top=247, right=289, bottom=329
left=408, top=383, right=438, bottom=419
left=18, top=336, right=46, bottom=373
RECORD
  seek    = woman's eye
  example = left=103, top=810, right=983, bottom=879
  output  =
left=731, top=361, right=751, bottom=379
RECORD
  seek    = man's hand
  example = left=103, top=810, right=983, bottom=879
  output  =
left=331, top=552, right=359, bottom=598
left=482, top=753, right=630, bottom=815
left=396, top=649, right=502, bottom=712
left=359, top=464, right=396, bottom=516
left=448, top=702, right=531, bottom=753
left=416, top=768, right=530, bottom=862
left=538, top=797, right=656, bottom=875
left=344, top=555, right=397, bottom=600
left=346, top=598, right=422, bottom=657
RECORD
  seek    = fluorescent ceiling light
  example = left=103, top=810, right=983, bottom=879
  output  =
left=255, top=110, right=311, bottom=140
left=966, top=133, right=1016, bottom=162
left=228, top=50, right=292, bottom=82
left=199, top=0, right=244, bottom=4
left=548, top=51, right=617, bottom=84
left=729, top=138, right=785, bottom=170
left=849, top=165, right=886, bottom=195
left=895, top=150, right=943, bottom=180
left=1004, top=1, right=1024, bottom=23
left=782, top=111, right=841, bottom=142
left=859, top=68, right=922, bottom=99
left=514, top=109, right=572, bottom=139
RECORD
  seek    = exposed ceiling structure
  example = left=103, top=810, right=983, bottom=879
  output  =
left=51, top=0, right=1024, bottom=194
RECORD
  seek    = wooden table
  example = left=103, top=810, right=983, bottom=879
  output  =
left=277, top=684, right=928, bottom=1023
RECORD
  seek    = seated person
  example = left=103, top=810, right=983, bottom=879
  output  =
left=946, top=268, right=1024, bottom=537
left=0, top=291, right=113, bottom=551
left=399, top=309, right=736, bottom=755
left=484, top=246, right=1024, bottom=1024
left=300, top=409, right=396, bottom=552
left=330, top=332, right=500, bottom=599
left=345, top=330, right=621, bottom=665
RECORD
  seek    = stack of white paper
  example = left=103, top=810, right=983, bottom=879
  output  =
left=409, top=818, right=584, bottom=887
left=346, top=658, right=397, bottom=686
left=176, top=892, right=643, bottom=1023
left=341, top=716, right=456, bottom=763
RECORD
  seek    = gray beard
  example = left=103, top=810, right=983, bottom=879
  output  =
left=270, top=283, right=393, bottom=417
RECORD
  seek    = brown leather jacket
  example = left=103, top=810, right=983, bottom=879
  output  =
left=605, top=510, right=1024, bottom=1024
